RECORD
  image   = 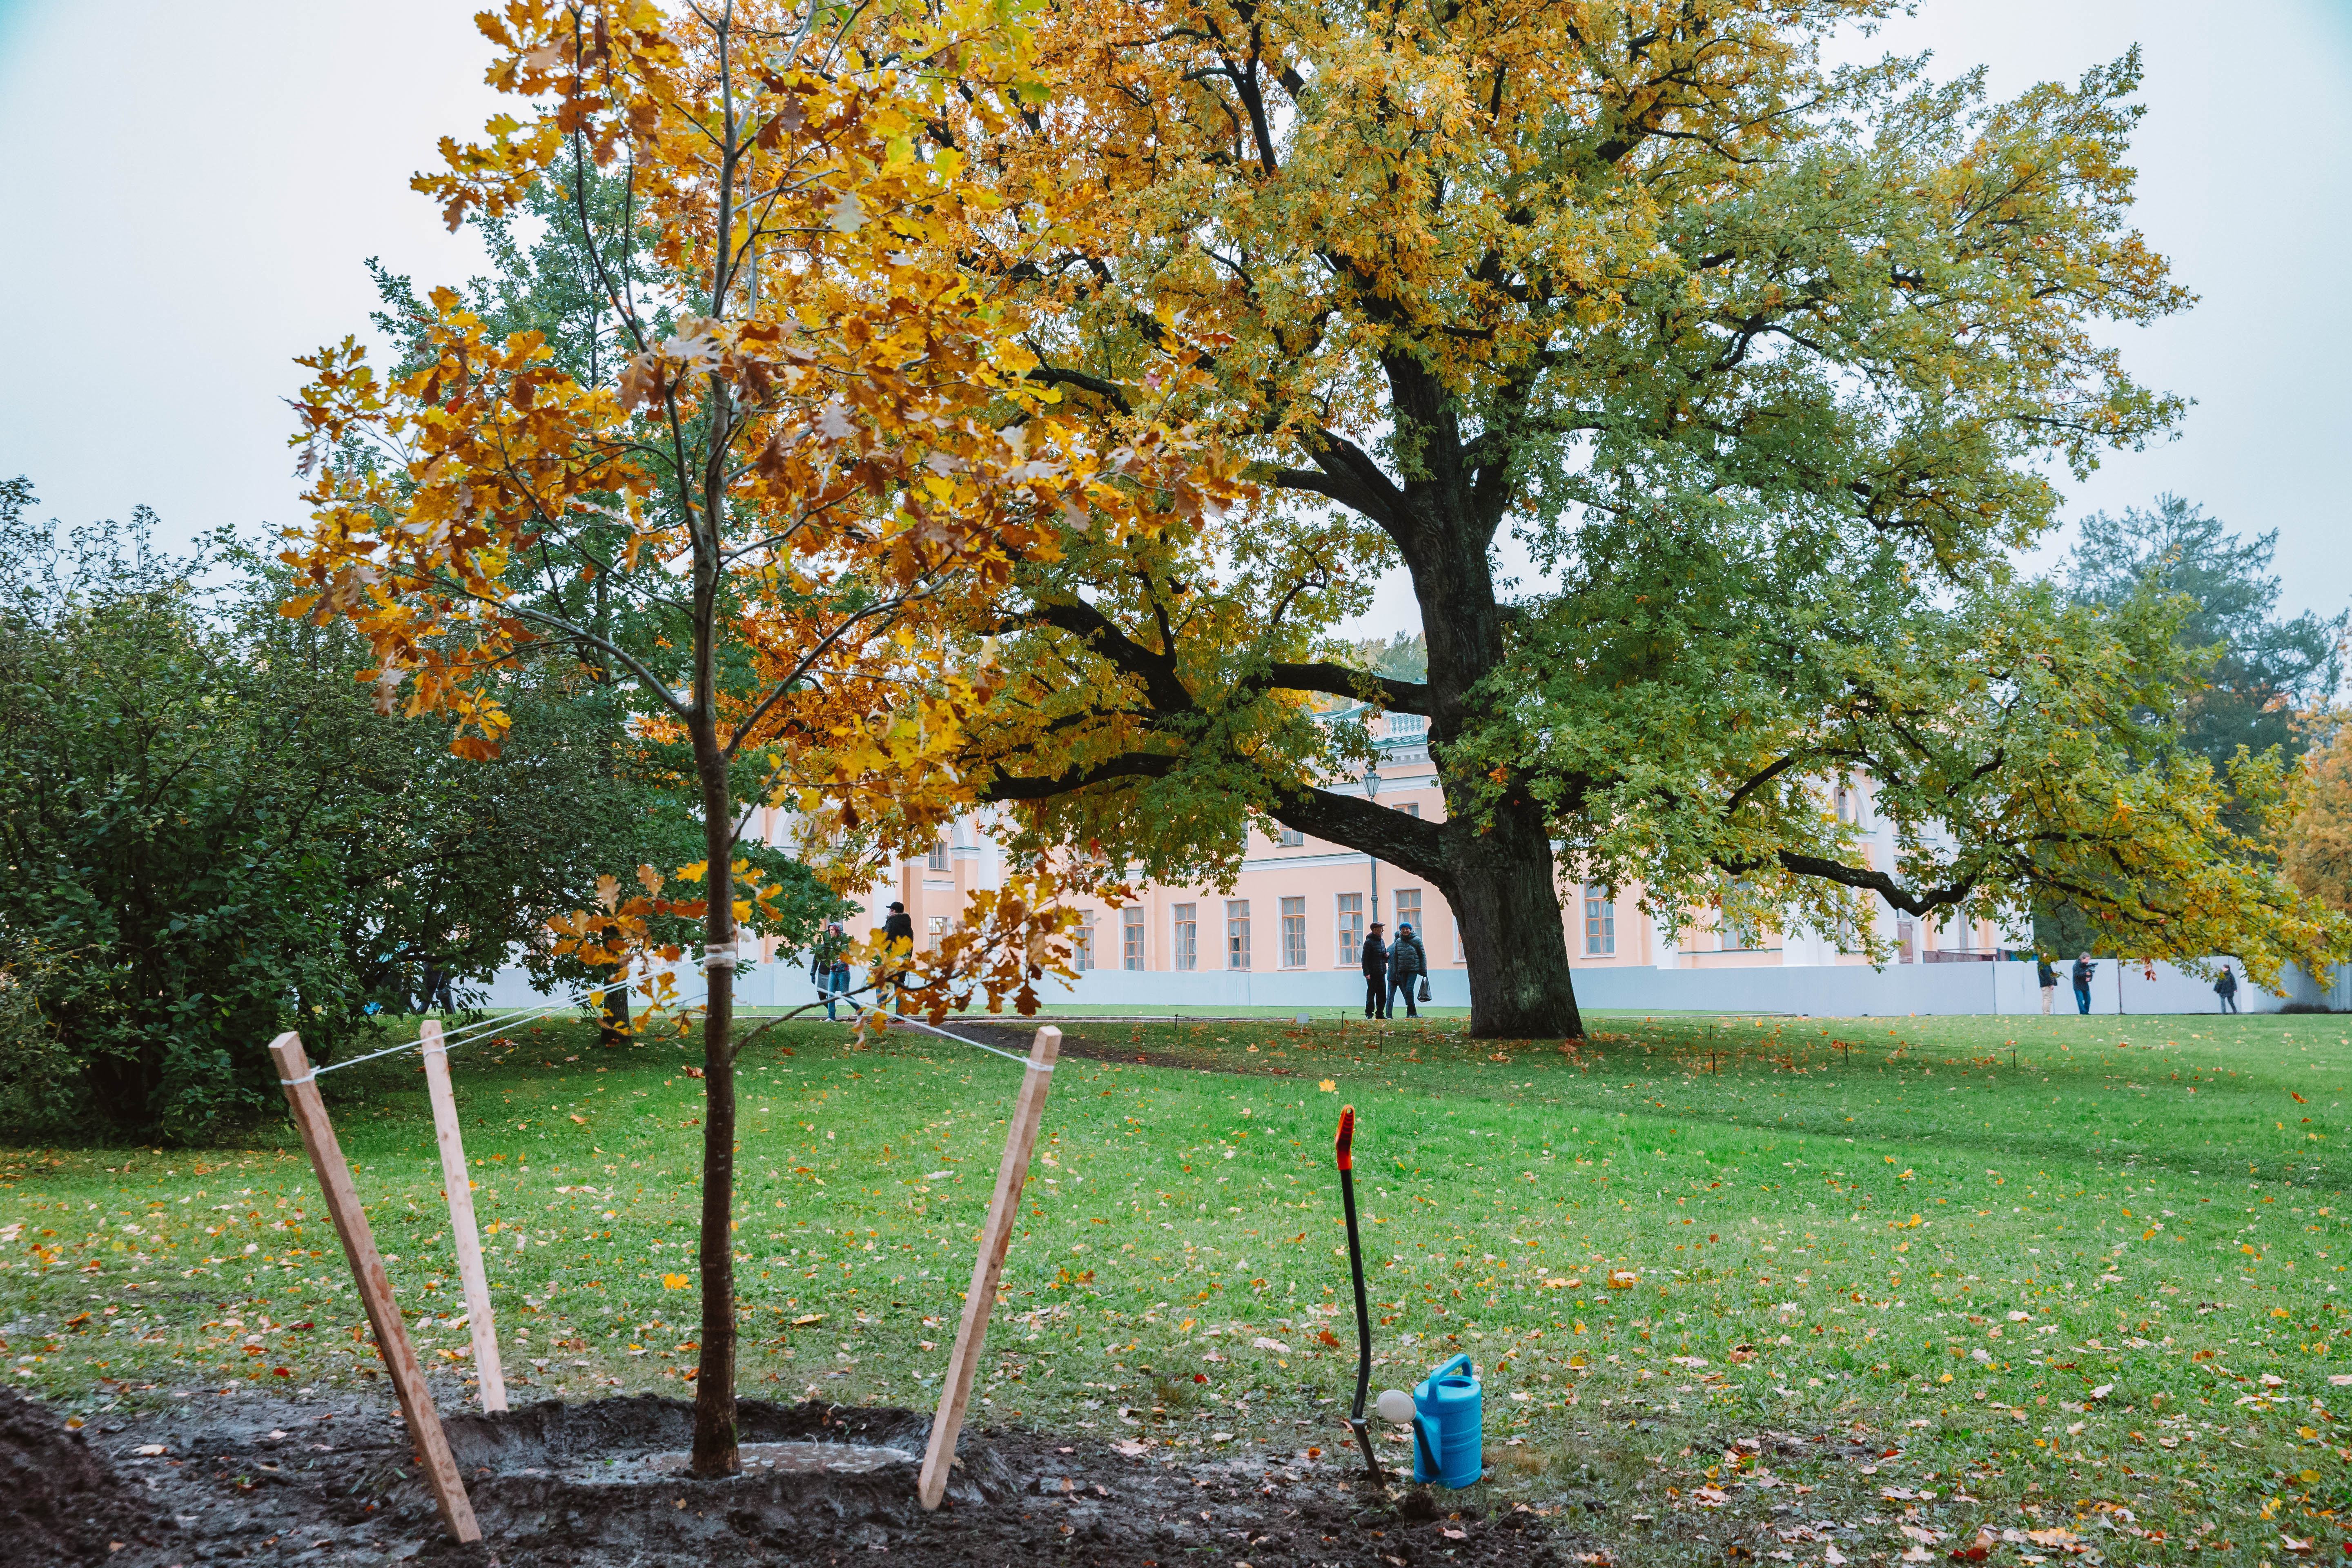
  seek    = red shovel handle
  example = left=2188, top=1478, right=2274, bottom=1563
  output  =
left=1334, top=1105, right=1355, bottom=1171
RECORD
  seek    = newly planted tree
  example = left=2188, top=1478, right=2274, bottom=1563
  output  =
left=282, top=0, right=1190, bottom=1472
left=936, top=0, right=2344, bottom=1027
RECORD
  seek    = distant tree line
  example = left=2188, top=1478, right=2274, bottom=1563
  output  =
left=2036, top=495, right=2346, bottom=957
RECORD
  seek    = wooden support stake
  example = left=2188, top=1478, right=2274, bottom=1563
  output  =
left=918, top=1026, right=1060, bottom=1511
left=270, top=1031, right=480, bottom=1544
left=421, top=1020, right=507, bottom=1412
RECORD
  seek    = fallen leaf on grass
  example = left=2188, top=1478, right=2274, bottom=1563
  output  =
left=1252, top=1336, right=1292, bottom=1352
left=1111, top=1439, right=1147, bottom=1458
left=1606, top=1270, right=1637, bottom=1289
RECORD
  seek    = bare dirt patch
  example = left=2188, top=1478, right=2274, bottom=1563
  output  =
left=9, top=1389, right=1586, bottom=1567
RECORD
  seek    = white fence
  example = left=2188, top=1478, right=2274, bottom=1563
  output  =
left=472, top=953, right=2340, bottom=1020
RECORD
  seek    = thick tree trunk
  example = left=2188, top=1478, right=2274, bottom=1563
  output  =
left=596, top=982, right=631, bottom=1047
left=688, top=726, right=741, bottom=1477
left=1439, top=799, right=1586, bottom=1040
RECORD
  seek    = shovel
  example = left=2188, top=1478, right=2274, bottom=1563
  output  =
left=1334, top=1104, right=1385, bottom=1483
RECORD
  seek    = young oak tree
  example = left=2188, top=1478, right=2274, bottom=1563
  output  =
left=281, top=0, right=1196, bottom=1474
left=934, top=0, right=2345, bottom=1031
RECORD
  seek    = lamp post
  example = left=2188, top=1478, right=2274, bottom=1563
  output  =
left=1363, top=762, right=1381, bottom=927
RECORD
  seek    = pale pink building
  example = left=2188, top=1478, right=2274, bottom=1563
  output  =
left=787, top=706, right=2013, bottom=1012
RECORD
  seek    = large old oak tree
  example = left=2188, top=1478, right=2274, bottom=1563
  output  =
left=942, top=0, right=2342, bottom=1036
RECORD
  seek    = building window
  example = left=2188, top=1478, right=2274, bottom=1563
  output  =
left=1393, top=887, right=1422, bottom=939
left=1073, top=914, right=1096, bottom=971
left=1281, top=897, right=1307, bottom=967
left=1173, top=903, right=1198, bottom=971
left=1583, top=884, right=1615, bottom=956
left=926, top=914, right=948, bottom=951
left=1405, top=802, right=1421, bottom=818
left=925, top=839, right=949, bottom=871
left=1122, top=908, right=1144, bottom=970
left=1226, top=900, right=1251, bottom=970
left=1896, top=917, right=1915, bottom=964
left=1276, top=826, right=1304, bottom=847
left=1336, top=893, right=1363, bottom=964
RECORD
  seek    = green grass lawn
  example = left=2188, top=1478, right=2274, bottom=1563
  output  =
left=5, top=1008, right=2348, bottom=1558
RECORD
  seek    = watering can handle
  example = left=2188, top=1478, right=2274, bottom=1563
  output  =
left=1428, top=1352, right=1472, bottom=1381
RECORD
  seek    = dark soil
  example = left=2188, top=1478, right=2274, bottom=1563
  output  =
left=6, top=1389, right=1593, bottom=1567
left=2, top=1388, right=147, bottom=1566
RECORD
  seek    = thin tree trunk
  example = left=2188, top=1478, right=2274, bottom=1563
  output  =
left=1440, top=799, right=1585, bottom=1040
left=688, top=722, right=740, bottom=1476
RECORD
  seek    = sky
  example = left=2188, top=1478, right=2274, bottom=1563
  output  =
left=2, top=0, right=2347, bottom=633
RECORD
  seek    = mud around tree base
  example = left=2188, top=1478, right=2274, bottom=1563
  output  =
left=4, top=1388, right=1586, bottom=1567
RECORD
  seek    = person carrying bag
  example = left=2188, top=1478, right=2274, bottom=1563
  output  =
left=1388, top=922, right=1428, bottom=1018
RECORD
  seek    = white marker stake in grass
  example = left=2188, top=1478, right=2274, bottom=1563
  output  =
left=420, top=1019, right=507, bottom=1412
left=918, top=1025, right=1061, bottom=1511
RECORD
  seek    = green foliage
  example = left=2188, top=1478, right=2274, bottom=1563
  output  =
left=0, top=487, right=372, bottom=1139
left=1345, top=631, right=1427, bottom=684
left=0, top=481, right=709, bottom=1140
left=2066, top=493, right=2345, bottom=770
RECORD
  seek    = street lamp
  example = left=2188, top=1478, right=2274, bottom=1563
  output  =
left=1363, top=763, right=1381, bottom=927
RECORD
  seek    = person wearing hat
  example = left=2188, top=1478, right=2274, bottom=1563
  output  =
left=882, top=901, right=915, bottom=1013
left=1360, top=922, right=1390, bottom=1019
left=1387, top=921, right=1428, bottom=1019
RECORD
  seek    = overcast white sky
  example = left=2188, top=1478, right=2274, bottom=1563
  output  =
left=2, top=1, right=2346, bottom=634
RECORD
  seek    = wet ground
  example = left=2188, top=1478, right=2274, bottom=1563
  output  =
left=4, top=1388, right=1590, bottom=1568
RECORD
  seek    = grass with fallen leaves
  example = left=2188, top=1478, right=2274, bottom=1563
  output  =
left=3, top=1007, right=2347, bottom=1561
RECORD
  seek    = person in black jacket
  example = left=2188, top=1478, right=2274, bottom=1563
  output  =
left=2036, top=954, right=2058, bottom=1015
left=2071, top=952, right=2096, bottom=1015
left=1388, top=922, right=1427, bottom=1019
left=1361, top=923, right=1390, bottom=1019
left=2215, top=964, right=2240, bottom=1014
left=882, top=901, right=916, bottom=1013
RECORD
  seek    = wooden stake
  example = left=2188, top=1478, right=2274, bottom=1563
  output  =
left=420, top=1020, right=507, bottom=1412
left=918, top=1025, right=1060, bottom=1511
left=270, top=1031, right=480, bottom=1544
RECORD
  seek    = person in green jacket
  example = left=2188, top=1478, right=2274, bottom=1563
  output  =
left=809, top=921, right=851, bottom=1020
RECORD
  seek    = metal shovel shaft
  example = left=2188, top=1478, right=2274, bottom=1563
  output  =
left=1335, top=1105, right=1383, bottom=1483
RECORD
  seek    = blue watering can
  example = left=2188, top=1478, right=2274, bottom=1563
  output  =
left=1378, top=1353, right=1482, bottom=1488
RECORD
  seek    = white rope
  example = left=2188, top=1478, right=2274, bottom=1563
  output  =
left=881, top=1010, right=1054, bottom=1070
left=294, top=952, right=741, bottom=1082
